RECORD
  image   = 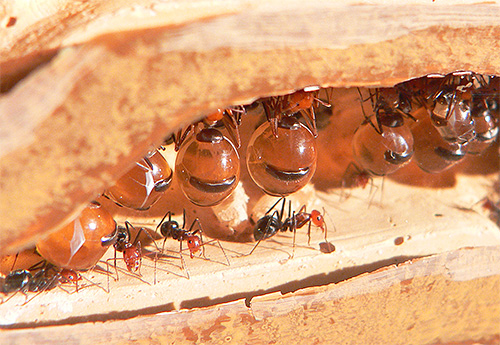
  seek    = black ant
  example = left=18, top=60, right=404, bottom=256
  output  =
left=249, top=197, right=329, bottom=256
left=155, top=210, right=230, bottom=278
left=1, top=261, right=94, bottom=304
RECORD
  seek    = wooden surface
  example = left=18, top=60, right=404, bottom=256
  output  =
left=1, top=0, right=500, bottom=253
left=1, top=246, right=499, bottom=345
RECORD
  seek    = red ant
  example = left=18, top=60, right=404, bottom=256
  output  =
left=249, top=197, right=329, bottom=256
left=155, top=210, right=229, bottom=278
left=108, top=221, right=158, bottom=281
left=262, top=86, right=331, bottom=137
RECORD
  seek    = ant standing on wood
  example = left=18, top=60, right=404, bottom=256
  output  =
left=249, top=197, right=329, bottom=257
left=155, top=210, right=230, bottom=278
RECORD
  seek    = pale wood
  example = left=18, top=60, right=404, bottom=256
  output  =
left=1, top=247, right=499, bottom=345
left=1, top=1, right=500, bottom=252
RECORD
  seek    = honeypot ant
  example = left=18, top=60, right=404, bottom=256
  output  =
left=105, top=150, right=173, bottom=211
left=262, top=86, right=331, bottom=137
left=249, top=197, right=329, bottom=256
left=155, top=210, right=230, bottom=278
left=172, top=105, right=245, bottom=151
left=352, top=88, right=414, bottom=177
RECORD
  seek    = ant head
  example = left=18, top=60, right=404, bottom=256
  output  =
left=186, top=235, right=202, bottom=258
left=59, top=269, right=81, bottom=283
left=310, top=210, right=325, bottom=231
left=114, top=226, right=130, bottom=251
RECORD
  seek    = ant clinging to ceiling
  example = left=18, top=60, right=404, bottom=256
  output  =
left=262, top=86, right=332, bottom=138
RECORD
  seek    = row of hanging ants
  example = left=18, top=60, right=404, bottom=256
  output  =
left=104, top=70, right=499, bottom=211
left=2, top=70, right=498, bottom=304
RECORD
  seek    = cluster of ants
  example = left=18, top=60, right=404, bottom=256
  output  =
left=1, top=71, right=498, bottom=304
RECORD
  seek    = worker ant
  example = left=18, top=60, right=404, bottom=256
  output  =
left=468, top=74, right=499, bottom=154
left=107, top=222, right=159, bottom=282
left=249, top=197, right=329, bottom=256
left=155, top=210, right=230, bottom=278
left=1, top=261, right=96, bottom=305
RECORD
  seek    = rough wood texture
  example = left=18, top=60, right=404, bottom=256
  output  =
left=1, top=0, right=500, bottom=253
left=1, top=247, right=499, bottom=345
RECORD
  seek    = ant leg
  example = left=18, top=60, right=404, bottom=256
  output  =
left=300, top=107, right=318, bottom=137
left=263, top=99, right=279, bottom=138
left=179, top=241, right=190, bottom=279
left=357, top=88, right=382, bottom=134
left=113, top=248, right=119, bottom=281
left=156, top=211, right=173, bottom=234
left=128, top=221, right=160, bottom=253
left=10, top=252, right=19, bottom=271
left=247, top=209, right=280, bottom=256
left=307, top=214, right=312, bottom=247
left=291, top=210, right=297, bottom=259
left=217, top=240, right=230, bottom=266
left=322, top=207, right=330, bottom=242
left=266, top=197, right=286, bottom=216
left=222, top=110, right=241, bottom=148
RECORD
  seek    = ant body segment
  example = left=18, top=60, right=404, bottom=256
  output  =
left=352, top=88, right=414, bottom=177
left=105, top=149, right=173, bottom=211
left=174, top=110, right=242, bottom=206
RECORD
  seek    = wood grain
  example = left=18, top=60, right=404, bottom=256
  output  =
left=1, top=247, right=499, bottom=345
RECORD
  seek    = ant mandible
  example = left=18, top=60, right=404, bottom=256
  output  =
left=249, top=198, right=328, bottom=256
